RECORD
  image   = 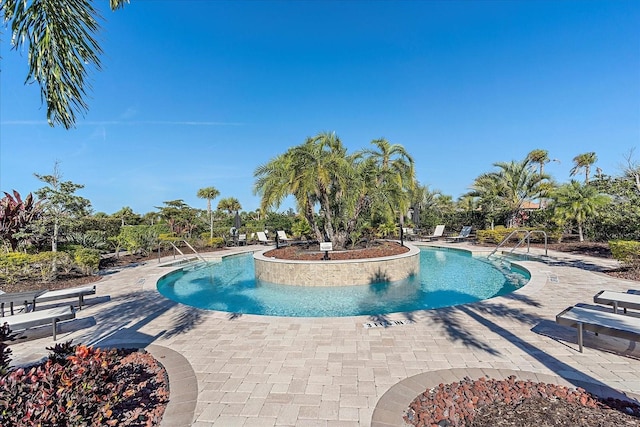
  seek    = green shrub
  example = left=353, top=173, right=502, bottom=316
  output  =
left=204, top=237, right=224, bottom=248
left=74, top=248, right=100, bottom=275
left=609, top=240, right=640, bottom=266
left=476, top=227, right=562, bottom=245
left=0, top=252, right=31, bottom=285
left=31, top=251, right=62, bottom=282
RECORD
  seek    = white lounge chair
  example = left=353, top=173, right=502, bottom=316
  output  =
left=256, top=231, right=274, bottom=245
left=37, top=284, right=96, bottom=310
left=421, top=225, right=445, bottom=241
left=556, top=305, right=640, bottom=352
left=445, top=226, right=472, bottom=242
left=277, top=230, right=292, bottom=242
left=594, top=290, right=640, bottom=314
left=3, top=305, right=76, bottom=341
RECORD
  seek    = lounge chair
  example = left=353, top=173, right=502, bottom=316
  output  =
left=36, top=284, right=96, bottom=310
left=256, top=231, right=274, bottom=245
left=3, top=305, right=76, bottom=341
left=421, top=225, right=445, bottom=241
left=445, top=226, right=472, bottom=242
left=277, top=230, right=292, bottom=242
left=594, top=290, right=640, bottom=314
left=0, top=290, right=48, bottom=316
left=556, top=305, right=640, bottom=352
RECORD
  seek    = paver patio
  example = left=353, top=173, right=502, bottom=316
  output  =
left=8, top=242, right=640, bottom=426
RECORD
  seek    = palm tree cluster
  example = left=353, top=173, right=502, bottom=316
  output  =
left=254, top=132, right=415, bottom=249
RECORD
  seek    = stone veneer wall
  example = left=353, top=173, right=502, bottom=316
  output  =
left=254, top=244, right=421, bottom=286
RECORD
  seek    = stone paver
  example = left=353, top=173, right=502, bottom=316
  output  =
left=8, top=243, right=640, bottom=426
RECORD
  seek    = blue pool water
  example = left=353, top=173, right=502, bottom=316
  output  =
left=156, top=248, right=530, bottom=317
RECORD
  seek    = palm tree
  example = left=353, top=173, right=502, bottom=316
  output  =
left=550, top=180, right=610, bottom=242
left=570, top=152, right=598, bottom=184
left=2, top=0, right=129, bottom=128
left=197, top=186, right=220, bottom=239
left=526, top=149, right=550, bottom=177
left=467, top=172, right=506, bottom=230
left=217, top=197, right=242, bottom=215
left=479, top=158, right=549, bottom=228
left=364, top=138, right=416, bottom=227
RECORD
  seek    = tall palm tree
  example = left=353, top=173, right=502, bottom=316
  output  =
left=197, top=186, right=220, bottom=239
left=526, top=149, right=550, bottom=177
left=255, top=132, right=382, bottom=248
left=570, top=152, right=598, bottom=184
left=364, top=138, right=416, bottom=226
left=550, top=180, right=610, bottom=242
left=2, top=0, right=129, bottom=128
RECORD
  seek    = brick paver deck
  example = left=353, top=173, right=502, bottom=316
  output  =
left=8, top=243, right=640, bottom=426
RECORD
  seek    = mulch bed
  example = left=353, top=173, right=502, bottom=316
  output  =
left=405, top=376, right=640, bottom=427
left=264, top=241, right=409, bottom=260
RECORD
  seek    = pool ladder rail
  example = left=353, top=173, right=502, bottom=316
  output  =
left=168, top=240, right=208, bottom=264
left=487, top=229, right=548, bottom=260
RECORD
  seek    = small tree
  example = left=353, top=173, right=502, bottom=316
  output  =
left=34, top=163, right=92, bottom=252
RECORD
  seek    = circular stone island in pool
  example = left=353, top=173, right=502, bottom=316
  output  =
left=254, top=244, right=421, bottom=286
left=156, top=246, right=531, bottom=317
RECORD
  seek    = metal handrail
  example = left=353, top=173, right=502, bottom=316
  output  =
left=167, top=240, right=207, bottom=263
left=488, top=229, right=548, bottom=259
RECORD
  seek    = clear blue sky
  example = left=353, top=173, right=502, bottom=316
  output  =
left=1, top=0, right=638, bottom=215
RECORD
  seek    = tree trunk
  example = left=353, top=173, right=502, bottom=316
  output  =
left=578, top=223, right=584, bottom=242
left=52, top=219, right=59, bottom=252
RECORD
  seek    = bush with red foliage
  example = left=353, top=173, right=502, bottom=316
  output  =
left=0, top=341, right=168, bottom=426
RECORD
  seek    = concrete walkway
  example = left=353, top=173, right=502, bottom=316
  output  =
left=8, top=243, right=640, bottom=426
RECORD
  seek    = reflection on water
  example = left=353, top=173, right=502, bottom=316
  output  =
left=157, top=249, right=530, bottom=317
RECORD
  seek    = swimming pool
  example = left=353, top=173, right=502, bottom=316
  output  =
left=156, top=247, right=530, bottom=317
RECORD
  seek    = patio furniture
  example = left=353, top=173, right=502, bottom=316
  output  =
left=36, top=284, right=96, bottom=310
left=257, top=231, right=274, bottom=245
left=0, top=290, right=47, bottom=316
left=277, top=230, right=292, bottom=242
left=3, top=305, right=76, bottom=341
left=556, top=305, right=640, bottom=352
left=445, top=226, right=472, bottom=242
left=420, top=225, right=445, bottom=241
left=594, top=290, right=640, bottom=314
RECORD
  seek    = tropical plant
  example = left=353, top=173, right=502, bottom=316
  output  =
left=217, top=197, right=242, bottom=215
left=34, top=163, right=92, bottom=252
left=255, top=132, right=414, bottom=249
left=467, top=172, right=506, bottom=230
left=0, top=190, right=42, bottom=251
left=155, top=199, right=199, bottom=238
left=197, top=186, right=220, bottom=239
left=526, top=149, right=551, bottom=177
left=0, top=0, right=129, bottom=128
left=570, top=152, right=598, bottom=184
left=472, top=158, right=550, bottom=228
left=111, top=206, right=141, bottom=226
left=254, top=132, right=354, bottom=246
left=590, top=174, right=640, bottom=241
left=363, top=138, right=416, bottom=225
left=549, top=180, right=610, bottom=242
